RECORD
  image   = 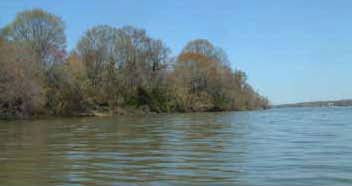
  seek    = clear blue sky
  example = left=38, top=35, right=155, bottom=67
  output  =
left=1, top=0, right=352, bottom=105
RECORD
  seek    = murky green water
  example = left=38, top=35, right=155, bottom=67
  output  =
left=1, top=107, right=352, bottom=185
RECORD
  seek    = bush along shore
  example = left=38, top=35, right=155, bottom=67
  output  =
left=0, top=9, right=270, bottom=119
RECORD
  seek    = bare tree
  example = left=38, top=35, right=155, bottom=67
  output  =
left=1, top=9, right=66, bottom=67
left=76, top=25, right=118, bottom=88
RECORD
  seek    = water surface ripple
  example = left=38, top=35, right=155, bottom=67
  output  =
left=1, top=107, right=352, bottom=185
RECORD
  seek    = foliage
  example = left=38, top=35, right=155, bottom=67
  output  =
left=0, top=9, right=270, bottom=118
left=0, top=39, right=46, bottom=118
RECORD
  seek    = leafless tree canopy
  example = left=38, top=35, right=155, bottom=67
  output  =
left=0, top=9, right=270, bottom=118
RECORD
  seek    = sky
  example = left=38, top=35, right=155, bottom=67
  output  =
left=1, top=0, right=352, bottom=105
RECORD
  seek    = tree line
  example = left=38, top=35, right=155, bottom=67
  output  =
left=0, top=9, right=270, bottom=118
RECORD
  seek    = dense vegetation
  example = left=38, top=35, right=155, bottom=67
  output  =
left=0, top=9, right=270, bottom=118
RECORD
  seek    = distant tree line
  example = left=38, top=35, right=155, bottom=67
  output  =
left=276, top=100, right=352, bottom=108
left=0, top=9, right=270, bottom=118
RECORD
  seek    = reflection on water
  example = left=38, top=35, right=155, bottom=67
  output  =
left=1, top=107, right=352, bottom=185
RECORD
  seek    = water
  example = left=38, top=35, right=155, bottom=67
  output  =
left=0, top=107, right=352, bottom=186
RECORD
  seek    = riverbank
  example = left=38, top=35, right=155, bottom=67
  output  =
left=1, top=9, right=270, bottom=121
left=0, top=104, right=270, bottom=120
left=0, top=106, right=147, bottom=120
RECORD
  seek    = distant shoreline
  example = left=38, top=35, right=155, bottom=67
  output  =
left=275, top=99, right=352, bottom=108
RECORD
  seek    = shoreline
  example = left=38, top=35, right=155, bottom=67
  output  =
left=0, top=106, right=270, bottom=121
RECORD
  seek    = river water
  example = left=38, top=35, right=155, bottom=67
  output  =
left=0, top=107, right=351, bottom=185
